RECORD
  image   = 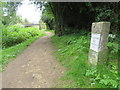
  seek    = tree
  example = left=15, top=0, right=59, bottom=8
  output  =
left=41, top=3, right=54, bottom=30
left=2, top=2, right=22, bottom=25
left=47, top=2, right=95, bottom=36
left=42, top=2, right=119, bottom=37
left=24, top=18, right=30, bottom=24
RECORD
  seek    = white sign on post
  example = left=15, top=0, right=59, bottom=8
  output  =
left=90, top=34, right=101, bottom=52
left=89, top=22, right=110, bottom=65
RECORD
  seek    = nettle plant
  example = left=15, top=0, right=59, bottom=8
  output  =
left=85, top=65, right=118, bottom=88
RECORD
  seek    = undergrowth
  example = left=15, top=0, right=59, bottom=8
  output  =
left=51, top=32, right=119, bottom=88
left=1, top=34, right=45, bottom=72
left=2, top=24, right=43, bottom=48
left=1, top=24, right=46, bottom=72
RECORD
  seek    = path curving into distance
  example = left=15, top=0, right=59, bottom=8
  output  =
left=2, top=31, right=65, bottom=88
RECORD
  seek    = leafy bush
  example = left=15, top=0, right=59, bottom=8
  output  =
left=44, top=2, right=119, bottom=36
left=86, top=65, right=118, bottom=88
left=2, top=24, right=43, bottom=48
left=41, top=3, right=55, bottom=30
left=108, top=42, right=119, bottom=61
left=1, top=31, right=45, bottom=72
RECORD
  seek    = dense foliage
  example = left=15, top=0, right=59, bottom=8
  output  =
left=41, top=12, right=54, bottom=30
left=43, top=2, right=119, bottom=37
left=2, top=2, right=22, bottom=25
left=2, top=24, right=44, bottom=48
left=41, top=3, right=54, bottom=30
left=1, top=24, right=45, bottom=71
left=52, top=32, right=119, bottom=88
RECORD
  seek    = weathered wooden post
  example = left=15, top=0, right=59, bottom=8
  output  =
left=88, top=22, right=110, bottom=66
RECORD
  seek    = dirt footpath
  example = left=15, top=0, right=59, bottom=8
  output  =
left=2, top=32, right=65, bottom=88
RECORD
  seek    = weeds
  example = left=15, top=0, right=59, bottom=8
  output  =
left=1, top=24, right=46, bottom=71
left=52, top=33, right=118, bottom=88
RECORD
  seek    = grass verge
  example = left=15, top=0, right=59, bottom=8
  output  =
left=42, top=29, right=55, bottom=34
left=1, top=31, right=45, bottom=72
left=51, top=33, right=118, bottom=88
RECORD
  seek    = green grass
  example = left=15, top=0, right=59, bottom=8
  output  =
left=1, top=31, right=45, bottom=72
left=42, top=29, right=55, bottom=34
left=52, top=34, right=91, bottom=88
left=51, top=33, right=118, bottom=88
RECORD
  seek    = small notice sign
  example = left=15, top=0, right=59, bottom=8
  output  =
left=90, top=34, right=101, bottom=52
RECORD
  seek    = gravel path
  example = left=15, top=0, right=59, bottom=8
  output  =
left=2, top=31, right=65, bottom=88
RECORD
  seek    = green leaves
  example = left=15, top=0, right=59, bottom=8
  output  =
left=108, top=42, right=118, bottom=53
left=1, top=28, right=45, bottom=71
left=95, top=9, right=114, bottom=21
left=2, top=2, right=21, bottom=25
left=99, top=75, right=118, bottom=88
left=85, top=65, right=118, bottom=88
left=108, top=42, right=119, bottom=61
left=2, top=24, right=45, bottom=48
left=86, top=67, right=97, bottom=77
left=52, top=32, right=118, bottom=88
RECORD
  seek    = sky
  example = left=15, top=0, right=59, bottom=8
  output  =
left=17, top=0, right=42, bottom=24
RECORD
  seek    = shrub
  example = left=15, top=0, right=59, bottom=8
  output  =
left=2, top=24, right=42, bottom=48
